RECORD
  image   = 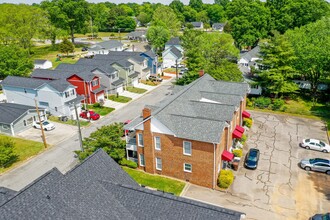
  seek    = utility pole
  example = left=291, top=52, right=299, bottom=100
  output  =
left=91, top=18, right=94, bottom=39
left=175, top=59, right=178, bottom=80
left=34, top=99, right=47, bottom=148
left=72, top=103, right=84, bottom=152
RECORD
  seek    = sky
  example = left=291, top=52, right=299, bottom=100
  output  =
left=0, top=0, right=217, bottom=5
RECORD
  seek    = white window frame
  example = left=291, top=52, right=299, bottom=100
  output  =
left=184, top=163, right=192, bottom=172
left=183, top=141, right=192, bottom=156
left=154, top=136, right=161, bottom=150
left=138, top=133, right=144, bottom=147
left=139, top=154, right=145, bottom=167
left=156, top=158, right=162, bottom=170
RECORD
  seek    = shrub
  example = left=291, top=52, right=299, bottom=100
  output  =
left=217, top=170, right=234, bottom=189
left=93, top=102, right=101, bottom=108
left=243, top=118, right=253, bottom=128
left=240, top=134, right=247, bottom=145
left=0, top=137, right=18, bottom=167
left=233, top=149, right=243, bottom=158
left=254, top=97, right=271, bottom=108
left=272, top=99, right=285, bottom=110
left=246, top=98, right=253, bottom=107
left=120, top=158, right=138, bottom=169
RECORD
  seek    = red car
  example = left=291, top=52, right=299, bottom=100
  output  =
left=79, top=110, right=100, bottom=120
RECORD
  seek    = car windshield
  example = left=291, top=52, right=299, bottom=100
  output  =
left=320, top=141, right=325, bottom=147
left=310, top=158, right=330, bottom=164
left=305, top=139, right=310, bottom=143
left=43, top=121, right=49, bottom=125
left=248, top=155, right=257, bottom=162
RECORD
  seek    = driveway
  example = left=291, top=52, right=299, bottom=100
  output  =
left=17, top=122, right=77, bottom=146
left=182, top=111, right=330, bottom=220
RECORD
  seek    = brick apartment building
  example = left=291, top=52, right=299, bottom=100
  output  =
left=125, top=74, right=251, bottom=189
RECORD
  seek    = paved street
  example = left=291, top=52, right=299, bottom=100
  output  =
left=0, top=81, right=175, bottom=191
left=182, top=111, right=330, bottom=220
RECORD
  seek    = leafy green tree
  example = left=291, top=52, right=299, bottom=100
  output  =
left=76, top=123, right=126, bottom=162
left=146, top=26, right=170, bottom=53
left=258, top=32, right=298, bottom=97
left=89, top=3, right=110, bottom=32
left=206, top=4, right=226, bottom=24
left=226, top=0, right=271, bottom=48
left=189, top=0, right=204, bottom=11
left=0, top=137, right=18, bottom=168
left=196, top=11, right=209, bottom=24
left=59, top=38, right=75, bottom=56
left=266, top=0, right=330, bottom=34
left=40, top=0, right=90, bottom=43
left=115, top=16, right=136, bottom=31
left=169, top=0, right=185, bottom=13
left=0, top=4, right=48, bottom=53
left=0, top=45, right=33, bottom=79
left=286, top=17, right=330, bottom=95
left=137, top=12, right=152, bottom=26
left=108, top=5, right=129, bottom=29
left=215, top=0, right=230, bottom=9
left=152, top=6, right=181, bottom=36
left=182, top=6, right=197, bottom=22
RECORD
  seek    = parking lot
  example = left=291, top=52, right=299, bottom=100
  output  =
left=17, top=122, right=78, bottom=146
left=183, top=111, right=330, bottom=220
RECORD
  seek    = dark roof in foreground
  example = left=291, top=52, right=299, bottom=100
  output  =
left=0, top=187, right=16, bottom=206
left=0, top=149, right=244, bottom=220
left=0, top=103, right=40, bottom=124
left=165, top=37, right=181, bottom=46
left=126, top=74, right=250, bottom=144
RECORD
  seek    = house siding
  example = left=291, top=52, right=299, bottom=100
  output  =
left=3, top=86, right=36, bottom=107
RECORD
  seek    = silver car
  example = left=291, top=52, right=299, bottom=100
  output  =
left=300, top=158, right=330, bottom=175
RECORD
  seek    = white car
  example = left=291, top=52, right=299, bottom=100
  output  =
left=33, top=121, right=55, bottom=131
left=300, top=139, right=330, bottom=153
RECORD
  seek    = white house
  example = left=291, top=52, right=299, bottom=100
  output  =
left=88, top=40, right=124, bottom=55
left=212, top=23, right=225, bottom=32
left=191, top=22, right=203, bottom=29
left=162, top=46, right=183, bottom=69
left=34, top=60, right=53, bottom=69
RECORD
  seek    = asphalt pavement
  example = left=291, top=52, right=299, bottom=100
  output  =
left=0, top=81, right=174, bottom=191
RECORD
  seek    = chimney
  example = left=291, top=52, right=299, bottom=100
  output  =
left=199, top=70, right=204, bottom=77
left=143, top=107, right=151, bottom=119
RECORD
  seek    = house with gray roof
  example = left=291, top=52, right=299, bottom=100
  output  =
left=124, top=74, right=251, bottom=189
left=191, top=21, right=204, bottom=29
left=212, top=23, right=226, bottom=32
left=1, top=76, right=83, bottom=120
left=0, top=149, right=245, bottom=219
left=165, top=37, right=183, bottom=52
left=87, top=40, right=124, bottom=56
left=162, top=46, right=183, bottom=69
left=34, top=59, right=52, bottom=69
left=127, top=30, right=147, bottom=42
left=0, top=103, right=47, bottom=136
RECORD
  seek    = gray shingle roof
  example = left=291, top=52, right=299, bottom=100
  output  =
left=169, top=46, right=183, bottom=59
left=0, top=103, right=43, bottom=124
left=31, top=69, right=69, bottom=80
left=191, top=22, right=203, bottom=28
left=127, top=30, right=146, bottom=38
left=89, top=40, right=123, bottom=51
left=142, top=50, right=156, bottom=58
left=240, top=46, right=260, bottom=62
left=127, top=74, right=249, bottom=143
left=165, top=37, right=181, bottom=46
left=129, top=71, right=139, bottom=79
left=212, top=23, right=225, bottom=29
left=34, top=59, right=48, bottom=65
left=0, top=149, right=243, bottom=219
left=0, top=187, right=16, bottom=206
left=112, top=77, right=125, bottom=86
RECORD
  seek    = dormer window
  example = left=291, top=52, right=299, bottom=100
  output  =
left=70, top=89, right=75, bottom=95
left=65, top=91, right=70, bottom=98
left=92, top=79, right=99, bottom=86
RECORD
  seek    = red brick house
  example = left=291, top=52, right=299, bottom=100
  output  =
left=124, top=74, right=251, bottom=189
left=31, top=65, right=105, bottom=104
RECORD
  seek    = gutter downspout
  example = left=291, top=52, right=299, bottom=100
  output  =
left=213, top=143, right=216, bottom=190
left=10, top=123, right=15, bottom=136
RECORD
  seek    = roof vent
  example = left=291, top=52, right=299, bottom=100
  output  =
left=46, top=195, right=51, bottom=200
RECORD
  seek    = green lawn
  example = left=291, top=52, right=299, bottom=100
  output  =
left=126, top=86, right=147, bottom=94
left=122, top=167, right=186, bottom=196
left=48, top=116, right=90, bottom=127
left=0, top=135, right=44, bottom=173
left=108, top=95, right=132, bottom=103
left=74, top=32, right=128, bottom=38
left=87, top=105, right=115, bottom=116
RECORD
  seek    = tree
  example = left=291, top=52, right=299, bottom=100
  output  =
left=89, top=3, right=110, bottom=32
left=285, top=17, right=330, bottom=95
left=226, top=0, right=271, bottom=48
left=59, top=38, right=75, bottom=56
left=258, top=32, right=298, bottom=97
left=196, top=10, right=209, bottom=24
left=146, top=26, right=170, bottom=53
left=137, top=12, right=152, bottom=26
left=151, top=6, right=181, bottom=37
left=0, top=137, right=18, bottom=168
left=40, top=0, right=90, bottom=43
left=182, top=6, right=197, bottom=22
left=0, top=4, right=48, bottom=53
left=215, top=0, right=230, bottom=9
left=169, top=0, right=184, bottom=13
left=266, top=0, right=330, bottom=34
left=0, top=45, right=33, bottom=79
left=189, top=0, right=204, bottom=11
left=206, top=4, right=225, bottom=24
left=75, top=123, right=126, bottom=162
left=115, top=16, right=136, bottom=31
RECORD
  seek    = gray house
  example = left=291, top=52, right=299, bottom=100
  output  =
left=87, top=40, right=124, bottom=55
left=212, top=23, right=225, bottom=32
left=0, top=149, right=245, bottom=219
left=191, top=22, right=204, bottom=29
left=2, top=76, right=83, bottom=119
left=127, top=30, right=147, bottom=42
left=0, top=103, right=47, bottom=136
